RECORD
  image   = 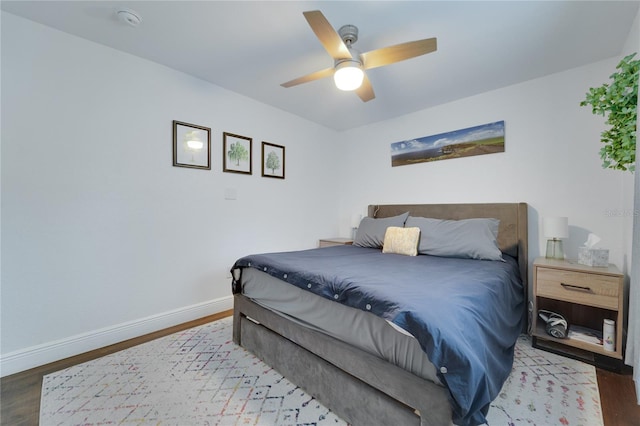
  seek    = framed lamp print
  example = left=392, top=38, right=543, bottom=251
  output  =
left=173, top=120, right=211, bottom=170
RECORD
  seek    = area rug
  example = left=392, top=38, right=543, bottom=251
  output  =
left=40, top=317, right=603, bottom=426
left=485, top=335, right=603, bottom=426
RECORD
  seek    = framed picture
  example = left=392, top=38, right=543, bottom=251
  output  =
left=390, top=120, right=505, bottom=167
left=173, top=120, right=211, bottom=170
left=261, top=141, right=285, bottom=179
left=223, top=132, right=252, bottom=175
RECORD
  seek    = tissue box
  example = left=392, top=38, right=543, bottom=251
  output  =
left=578, top=247, right=609, bottom=267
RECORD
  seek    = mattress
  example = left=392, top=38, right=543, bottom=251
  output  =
left=240, top=267, right=442, bottom=385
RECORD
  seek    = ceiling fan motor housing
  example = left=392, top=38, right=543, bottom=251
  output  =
left=338, top=24, right=358, bottom=46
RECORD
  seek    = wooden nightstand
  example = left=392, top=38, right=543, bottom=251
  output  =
left=532, top=257, right=624, bottom=371
left=318, top=237, right=353, bottom=248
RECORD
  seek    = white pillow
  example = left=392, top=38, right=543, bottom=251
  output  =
left=382, top=226, right=420, bottom=256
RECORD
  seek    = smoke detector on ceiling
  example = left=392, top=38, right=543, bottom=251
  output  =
left=117, top=9, right=142, bottom=27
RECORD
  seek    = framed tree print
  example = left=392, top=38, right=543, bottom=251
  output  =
left=261, top=141, right=285, bottom=179
left=172, top=120, right=211, bottom=170
left=223, top=132, right=252, bottom=175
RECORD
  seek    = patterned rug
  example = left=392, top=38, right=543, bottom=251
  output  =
left=40, top=317, right=603, bottom=426
left=485, top=335, right=603, bottom=426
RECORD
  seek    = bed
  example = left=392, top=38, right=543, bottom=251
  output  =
left=231, top=203, right=528, bottom=426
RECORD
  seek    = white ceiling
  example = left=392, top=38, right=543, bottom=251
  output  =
left=2, top=1, right=638, bottom=131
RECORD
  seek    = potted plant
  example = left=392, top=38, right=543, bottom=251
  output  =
left=580, top=53, right=639, bottom=172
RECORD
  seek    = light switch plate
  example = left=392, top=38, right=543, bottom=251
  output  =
left=224, top=188, right=237, bottom=200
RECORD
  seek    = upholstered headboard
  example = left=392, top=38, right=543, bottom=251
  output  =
left=368, top=202, right=529, bottom=305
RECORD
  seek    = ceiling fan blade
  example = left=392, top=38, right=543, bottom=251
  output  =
left=355, top=73, right=375, bottom=102
left=361, top=37, right=437, bottom=70
left=303, top=10, right=352, bottom=60
left=281, top=67, right=335, bottom=88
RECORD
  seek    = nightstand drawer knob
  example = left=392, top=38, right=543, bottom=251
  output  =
left=560, top=282, right=592, bottom=293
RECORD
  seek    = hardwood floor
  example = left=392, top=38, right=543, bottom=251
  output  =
left=1, top=311, right=638, bottom=426
left=598, top=366, right=640, bottom=426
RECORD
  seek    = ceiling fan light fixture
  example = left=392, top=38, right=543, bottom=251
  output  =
left=333, top=60, right=364, bottom=91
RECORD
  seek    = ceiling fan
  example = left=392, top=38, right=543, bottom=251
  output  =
left=281, top=10, right=437, bottom=102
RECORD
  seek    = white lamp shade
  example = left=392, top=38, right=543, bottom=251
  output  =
left=186, top=139, right=204, bottom=150
left=543, top=216, right=569, bottom=238
left=351, top=214, right=362, bottom=228
left=334, top=61, right=364, bottom=91
left=184, top=131, right=204, bottom=151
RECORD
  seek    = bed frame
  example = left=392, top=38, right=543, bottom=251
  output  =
left=233, top=203, right=528, bottom=426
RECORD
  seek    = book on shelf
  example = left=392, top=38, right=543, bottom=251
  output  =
left=568, top=325, right=603, bottom=345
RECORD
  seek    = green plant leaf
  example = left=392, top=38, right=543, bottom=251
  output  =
left=581, top=53, right=638, bottom=172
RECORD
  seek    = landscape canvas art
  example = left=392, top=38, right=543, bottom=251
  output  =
left=391, top=121, right=505, bottom=167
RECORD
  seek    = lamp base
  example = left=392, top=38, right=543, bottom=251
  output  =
left=546, top=238, right=565, bottom=260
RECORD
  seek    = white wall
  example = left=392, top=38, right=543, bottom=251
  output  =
left=1, top=12, right=340, bottom=374
left=337, top=58, right=628, bottom=281
left=622, top=8, right=640, bottom=279
left=621, top=7, right=639, bottom=372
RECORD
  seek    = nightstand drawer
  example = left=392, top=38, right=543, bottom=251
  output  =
left=536, top=267, right=619, bottom=309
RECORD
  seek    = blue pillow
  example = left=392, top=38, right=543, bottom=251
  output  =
left=405, top=216, right=503, bottom=261
left=353, top=212, right=409, bottom=248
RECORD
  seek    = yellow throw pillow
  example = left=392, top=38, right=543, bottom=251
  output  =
left=382, top=226, right=420, bottom=256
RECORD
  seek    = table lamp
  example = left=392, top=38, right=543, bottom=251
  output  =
left=543, top=216, right=569, bottom=259
left=351, top=214, right=362, bottom=239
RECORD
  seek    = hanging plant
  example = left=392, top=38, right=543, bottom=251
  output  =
left=580, top=53, right=639, bottom=172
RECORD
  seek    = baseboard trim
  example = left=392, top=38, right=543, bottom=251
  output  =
left=0, top=296, right=233, bottom=377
